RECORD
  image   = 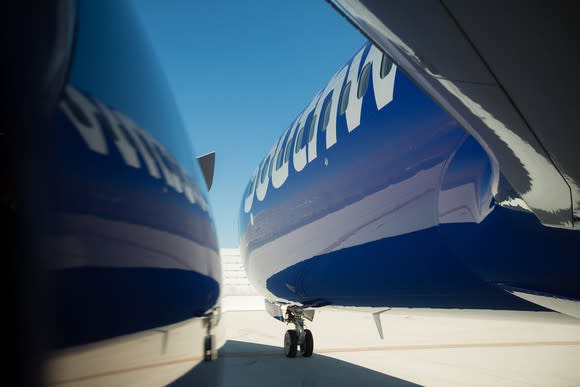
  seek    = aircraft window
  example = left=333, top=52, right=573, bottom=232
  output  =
left=294, top=125, right=305, bottom=153
left=252, top=172, right=258, bottom=191
left=358, top=63, right=371, bottom=98
left=268, top=153, right=274, bottom=178
left=95, top=110, right=118, bottom=141
left=137, top=132, right=154, bottom=155
left=380, top=54, right=393, bottom=78
left=307, top=114, right=318, bottom=143
left=162, top=151, right=180, bottom=176
left=118, top=122, right=139, bottom=150
left=260, top=156, right=270, bottom=183
left=338, top=81, right=351, bottom=115
left=244, top=173, right=258, bottom=199
left=64, top=93, right=92, bottom=128
left=284, top=138, right=292, bottom=164
left=276, top=138, right=286, bottom=169
left=244, top=179, right=254, bottom=198
left=321, top=97, right=331, bottom=132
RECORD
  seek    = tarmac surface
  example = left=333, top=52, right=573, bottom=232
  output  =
left=171, top=296, right=580, bottom=387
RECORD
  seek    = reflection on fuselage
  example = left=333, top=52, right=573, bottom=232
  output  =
left=61, top=86, right=209, bottom=212
left=239, top=42, right=580, bottom=316
left=34, top=1, right=223, bottom=385
left=43, top=86, right=221, bottom=350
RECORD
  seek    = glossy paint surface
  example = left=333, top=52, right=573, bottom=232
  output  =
left=40, top=1, right=221, bottom=348
left=328, top=0, right=580, bottom=229
left=239, top=42, right=580, bottom=311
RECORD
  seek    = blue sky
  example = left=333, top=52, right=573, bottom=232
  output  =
left=134, top=1, right=365, bottom=247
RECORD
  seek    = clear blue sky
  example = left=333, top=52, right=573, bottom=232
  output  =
left=134, top=1, right=365, bottom=247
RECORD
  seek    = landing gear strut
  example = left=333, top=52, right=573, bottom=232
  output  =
left=283, top=305, right=314, bottom=358
left=202, top=307, right=220, bottom=361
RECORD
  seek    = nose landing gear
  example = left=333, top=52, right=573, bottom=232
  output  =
left=283, top=306, right=314, bottom=358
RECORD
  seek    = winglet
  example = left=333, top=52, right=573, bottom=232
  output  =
left=197, top=152, right=215, bottom=191
left=372, top=308, right=391, bottom=340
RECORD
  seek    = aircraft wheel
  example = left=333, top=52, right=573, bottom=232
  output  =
left=203, top=334, right=215, bottom=361
left=284, top=329, right=298, bottom=358
left=300, top=329, right=314, bottom=357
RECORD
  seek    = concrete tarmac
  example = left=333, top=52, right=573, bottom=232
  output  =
left=172, top=297, right=580, bottom=387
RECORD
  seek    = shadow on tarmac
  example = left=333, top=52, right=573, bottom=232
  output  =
left=170, top=340, right=421, bottom=387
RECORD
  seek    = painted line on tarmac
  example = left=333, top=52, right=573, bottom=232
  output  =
left=221, top=340, right=580, bottom=357
left=45, top=356, right=204, bottom=385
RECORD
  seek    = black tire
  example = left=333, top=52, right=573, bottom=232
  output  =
left=203, top=335, right=213, bottom=361
left=300, top=329, right=314, bottom=357
left=284, top=330, right=298, bottom=358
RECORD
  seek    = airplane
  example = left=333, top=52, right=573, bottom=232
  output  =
left=2, top=1, right=222, bottom=385
left=326, top=0, right=580, bottom=316
left=238, top=4, right=580, bottom=358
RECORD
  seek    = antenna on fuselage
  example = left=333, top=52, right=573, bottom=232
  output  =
left=197, top=151, right=215, bottom=191
left=372, top=308, right=391, bottom=340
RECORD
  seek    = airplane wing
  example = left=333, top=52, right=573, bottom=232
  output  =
left=328, top=0, right=580, bottom=229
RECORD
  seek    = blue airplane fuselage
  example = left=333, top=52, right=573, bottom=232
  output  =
left=239, top=42, right=580, bottom=312
left=38, top=1, right=222, bottom=349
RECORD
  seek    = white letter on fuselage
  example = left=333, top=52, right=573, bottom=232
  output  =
left=256, top=149, right=274, bottom=201
left=244, top=167, right=258, bottom=213
left=140, top=132, right=183, bottom=193
left=294, top=92, right=321, bottom=171
left=369, top=45, right=397, bottom=111
left=311, top=67, right=348, bottom=150
left=271, top=130, right=290, bottom=188
left=343, top=46, right=366, bottom=132
left=345, top=45, right=397, bottom=132
left=61, top=86, right=108, bottom=155
left=114, top=111, right=162, bottom=179
left=94, top=101, right=141, bottom=168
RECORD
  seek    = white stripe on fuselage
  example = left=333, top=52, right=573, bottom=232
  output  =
left=245, top=163, right=444, bottom=301
left=45, top=213, right=221, bottom=281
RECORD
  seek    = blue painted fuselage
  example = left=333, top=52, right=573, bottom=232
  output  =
left=238, top=42, right=580, bottom=312
left=40, top=1, right=222, bottom=349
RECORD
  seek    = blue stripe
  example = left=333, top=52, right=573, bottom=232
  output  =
left=266, top=223, right=546, bottom=311
left=50, top=267, right=220, bottom=348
